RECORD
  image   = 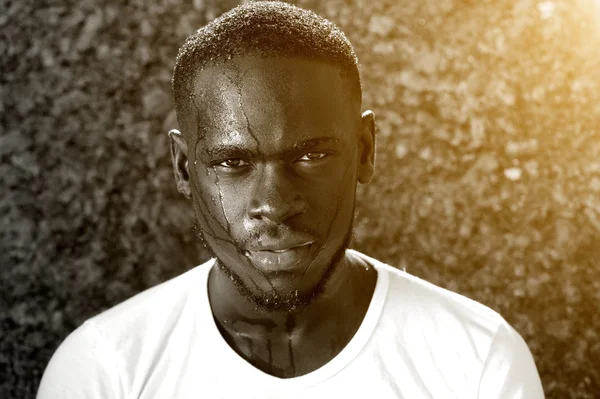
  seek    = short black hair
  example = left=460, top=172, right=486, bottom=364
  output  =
left=172, top=1, right=361, bottom=119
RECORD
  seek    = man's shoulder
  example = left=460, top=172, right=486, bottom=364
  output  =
left=38, top=260, right=217, bottom=398
left=349, top=252, right=543, bottom=396
left=88, top=259, right=214, bottom=340
left=352, top=250, right=505, bottom=336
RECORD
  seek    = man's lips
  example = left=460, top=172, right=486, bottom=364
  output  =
left=243, top=243, right=313, bottom=271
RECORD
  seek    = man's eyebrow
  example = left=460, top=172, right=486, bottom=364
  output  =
left=202, top=144, right=255, bottom=159
left=201, top=137, right=340, bottom=159
left=292, top=137, right=340, bottom=153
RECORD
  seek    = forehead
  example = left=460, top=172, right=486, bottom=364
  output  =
left=186, top=55, right=359, bottom=153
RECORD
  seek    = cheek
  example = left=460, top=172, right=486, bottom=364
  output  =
left=329, top=184, right=356, bottom=225
left=307, top=165, right=357, bottom=228
left=322, top=157, right=357, bottom=200
left=216, top=182, right=249, bottom=230
left=191, top=169, right=241, bottom=239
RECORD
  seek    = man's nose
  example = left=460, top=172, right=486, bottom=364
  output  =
left=247, top=164, right=306, bottom=223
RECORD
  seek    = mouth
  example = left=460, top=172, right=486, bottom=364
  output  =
left=243, top=243, right=312, bottom=272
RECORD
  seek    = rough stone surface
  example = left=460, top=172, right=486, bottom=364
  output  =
left=2, top=0, right=599, bottom=397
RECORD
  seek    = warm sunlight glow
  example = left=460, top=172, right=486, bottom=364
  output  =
left=537, top=1, right=555, bottom=19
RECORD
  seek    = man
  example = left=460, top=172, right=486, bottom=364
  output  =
left=38, top=2, right=544, bottom=398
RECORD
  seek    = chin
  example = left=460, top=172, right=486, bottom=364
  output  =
left=215, top=239, right=348, bottom=312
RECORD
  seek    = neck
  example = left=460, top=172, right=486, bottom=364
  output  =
left=207, top=250, right=377, bottom=377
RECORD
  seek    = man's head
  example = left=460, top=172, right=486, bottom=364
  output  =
left=169, top=1, right=376, bottom=312
left=172, top=1, right=362, bottom=125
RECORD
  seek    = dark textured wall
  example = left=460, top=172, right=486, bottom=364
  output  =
left=1, top=0, right=599, bottom=397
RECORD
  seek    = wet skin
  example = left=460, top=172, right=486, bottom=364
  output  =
left=169, top=55, right=377, bottom=377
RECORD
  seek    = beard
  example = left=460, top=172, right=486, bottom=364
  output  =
left=193, top=216, right=356, bottom=313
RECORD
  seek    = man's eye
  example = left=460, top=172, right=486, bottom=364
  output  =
left=217, top=159, right=248, bottom=168
left=298, top=152, right=327, bottom=161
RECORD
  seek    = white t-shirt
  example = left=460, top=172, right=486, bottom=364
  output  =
left=37, top=250, right=544, bottom=398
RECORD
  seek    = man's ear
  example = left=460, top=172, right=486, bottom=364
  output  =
left=357, top=110, right=376, bottom=184
left=168, top=129, right=192, bottom=199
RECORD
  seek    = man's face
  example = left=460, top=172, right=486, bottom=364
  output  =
left=173, top=56, right=374, bottom=310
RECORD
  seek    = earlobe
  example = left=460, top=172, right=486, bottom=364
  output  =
left=357, top=110, right=376, bottom=184
left=168, top=129, right=192, bottom=199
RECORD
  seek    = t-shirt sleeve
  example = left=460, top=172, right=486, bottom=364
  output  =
left=37, top=321, right=124, bottom=399
left=477, top=321, right=545, bottom=398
